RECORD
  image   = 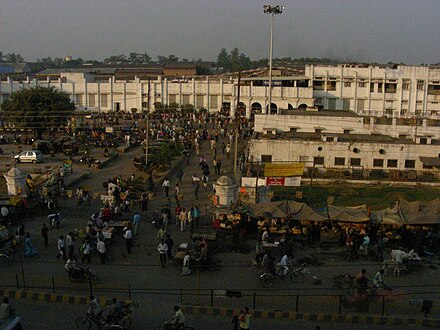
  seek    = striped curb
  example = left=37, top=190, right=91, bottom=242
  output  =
left=0, top=289, right=130, bottom=307
left=182, top=306, right=440, bottom=328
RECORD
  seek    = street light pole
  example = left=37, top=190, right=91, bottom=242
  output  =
left=145, top=78, right=150, bottom=167
left=264, top=5, right=284, bottom=115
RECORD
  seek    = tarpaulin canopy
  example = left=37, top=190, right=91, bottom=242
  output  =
left=398, top=198, right=440, bottom=225
left=328, top=204, right=370, bottom=223
left=244, top=200, right=329, bottom=221
left=370, top=203, right=403, bottom=226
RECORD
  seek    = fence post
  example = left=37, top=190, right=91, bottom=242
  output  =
left=253, top=292, right=256, bottom=310
left=295, top=295, right=299, bottom=312
left=210, top=289, right=213, bottom=307
left=15, top=274, right=19, bottom=290
left=128, top=283, right=132, bottom=300
left=338, top=295, right=342, bottom=315
left=52, top=276, right=55, bottom=294
left=381, top=295, right=385, bottom=316
left=19, top=255, right=26, bottom=289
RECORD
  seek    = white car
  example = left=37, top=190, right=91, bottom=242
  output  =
left=14, top=150, right=43, bottom=163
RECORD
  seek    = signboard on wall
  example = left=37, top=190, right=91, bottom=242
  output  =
left=241, top=177, right=266, bottom=187
left=264, top=163, right=305, bottom=177
left=266, top=177, right=301, bottom=187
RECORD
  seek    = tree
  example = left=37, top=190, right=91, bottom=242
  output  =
left=168, top=55, right=179, bottom=62
left=216, top=48, right=230, bottom=72
left=157, top=56, right=168, bottom=65
left=1, top=87, right=75, bottom=139
left=141, top=52, right=151, bottom=63
left=5, top=53, right=24, bottom=63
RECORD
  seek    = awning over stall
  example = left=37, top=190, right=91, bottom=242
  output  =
left=398, top=198, right=440, bottom=225
left=328, top=204, right=370, bottom=223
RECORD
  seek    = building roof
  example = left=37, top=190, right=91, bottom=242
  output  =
left=163, top=62, right=197, bottom=69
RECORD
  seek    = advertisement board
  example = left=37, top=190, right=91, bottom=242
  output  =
left=264, top=163, right=305, bottom=177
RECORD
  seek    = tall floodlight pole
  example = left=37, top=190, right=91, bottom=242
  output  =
left=263, top=5, right=283, bottom=115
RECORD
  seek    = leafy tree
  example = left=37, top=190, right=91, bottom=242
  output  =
left=157, top=56, right=168, bottom=65
left=141, top=52, right=151, bottom=63
left=1, top=86, right=75, bottom=139
left=167, top=55, right=179, bottom=62
left=104, top=54, right=127, bottom=64
left=217, top=48, right=230, bottom=71
left=4, top=53, right=24, bottom=63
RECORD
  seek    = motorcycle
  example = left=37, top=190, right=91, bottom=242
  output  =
left=48, top=213, right=61, bottom=229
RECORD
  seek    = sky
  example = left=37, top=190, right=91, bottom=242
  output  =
left=1, top=0, right=439, bottom=65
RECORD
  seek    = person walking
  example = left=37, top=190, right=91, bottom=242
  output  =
left=193, top=206, right=201, bottom=229
left=239, top=307, right=251, bottom=330
left=179, top=208, right=187, bottom=232
left=41, top=223, right=49, bottom=247
left=24, top=232, right=37, bottom=257
left=181, top=251, right=191, bottom=276
left=176, top=169, right=184, bottom=184
left=56, top=236, right=67, bottom=261
left=216, top=159, right=222, bottom=175
left=226, top=143, right=231, bottom=159
left=123, top=227, right=133, bottom=254
left=97, top=239, right=107, bottom=264
left=66, top=232, right=75, bottom=259
left=140, top=193, right=149, bottom=212
left=132, top=212, right=141, bottom=235
left=81, top=241, right=91, bottom=264
left=158, top=239, right=168, bottom=268
left=174, top=183, right=180, bottom=203
left=162, top=178, right=170, bottom=197
left=165, top=233, right=174, bottom=262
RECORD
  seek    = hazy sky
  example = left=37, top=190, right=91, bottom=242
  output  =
left=1, top=0, right=439, bottom=65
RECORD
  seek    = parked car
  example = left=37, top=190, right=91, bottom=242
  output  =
left=14, top=150, right=43, bottom=163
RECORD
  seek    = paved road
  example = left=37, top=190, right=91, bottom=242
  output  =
left=2, top=131, right=440, bottom=323
left=12, top=299, right=426, bottom=330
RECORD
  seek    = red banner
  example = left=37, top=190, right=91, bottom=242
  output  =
left=266, top=177, right=285, bottom=186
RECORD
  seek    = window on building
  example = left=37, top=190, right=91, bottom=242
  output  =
left=358, top=82, right=366, bottom=88
left=416, top=100, right=423, bottom=104
left=405, top=160, right=415, bottom=168
left=401, top=100, right=408, bottom=104
left=417, top=80, right=424, bottom=90
left=182, top=94, right=190, bottom=104
left=314, top=156, right=324, bottom=165
left=428, top=85, right=440, bottom=95
left=210, top=95, right=218, bottom=109
left=75, top=94, right=83, bottom=107
left=326, top=81, right=336, bottom=91
left=88, top=94, right=95, bottom=107
left=387, top=159, right=398, bottom=168
left=378, top=83, right=383, bottom=93
left=415, top=110, right=422, bottom=116
left=350, top=158, right=361, bottom=166
left=335, top=157, right=345, bottom=166
left=385, top=109, right=394, bottom=115
left=400, top=109, right=408, bottom=115
left=402, top=81, right=410, bottom=90
left=168, top=94, right=177, bottom=104
left=101, top=94, right=108, bottom=108
left=326, top=137, right=334, bottom=142
left=342, top=99, right=350, bottom=110
left=385, top=83, right=397, bottom=93
left=343, top=129, right=351, bottom=134
left=420, top=138, right=428, bottom=144
left=344, top=82, right=351, bottom=88
left=373, top=159, right=384, bottom=167
left=261, top=155, right=272, bottom=163
left=370, top=83, right=374, bottom=93
left=357, top=99, right=365, bottom=111
left=142, top=101, right=148, bottom=108
left=313, top=80, right=325, bottom=91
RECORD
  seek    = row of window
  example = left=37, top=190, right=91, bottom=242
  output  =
left=313, top=157, right=416, bottom=168
left=314, top=80, right=436, bottom=93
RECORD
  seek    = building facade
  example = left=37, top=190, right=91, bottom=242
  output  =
left=306, top=64, right=440, bottom=118
left=1, top=64, right=440, bottom=119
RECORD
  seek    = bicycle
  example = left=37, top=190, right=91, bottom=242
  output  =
left=153, top=321, right=195, bottom=330
left=258, top=264, right=309, bottom=288
left=0, top=247, right=14, bottom=266
left=75, top=309, right=132, bottom=330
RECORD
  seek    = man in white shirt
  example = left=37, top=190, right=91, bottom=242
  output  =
left=123, top=227, right=133, bottom=254
left=279, top=254, right=292, bottom=277
left=162, top=178, right=170, bottom=197
left=158, top=239, right=168, bottom=268
left=97, top=239, right=106, bottom=264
